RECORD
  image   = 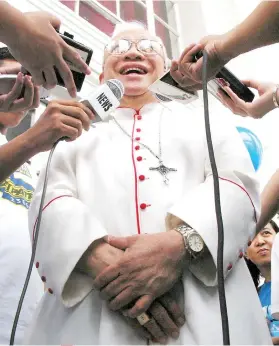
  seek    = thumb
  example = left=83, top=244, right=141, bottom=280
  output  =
left=240, top=79, right=260, bottom=90
left=29, top=11, right=61, bottom=29
left=105, top=235, right=137, bottom=250
left=170, top=60, right=178, bottom=72
left=47, top=13, right=61, bottom=29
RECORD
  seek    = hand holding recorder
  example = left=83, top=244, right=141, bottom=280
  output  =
left=0, top=73, right=40, bottom=113
left=0, top=5, right=91, bottom=97
left=217, top=80, right=279, bottom=118
left=169, top=40, right=226, bottom=91
left=170, top=43, right=254, bottom=103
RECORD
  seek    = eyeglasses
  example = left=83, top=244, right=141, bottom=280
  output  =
left=105, top=39, right=164, bottom=56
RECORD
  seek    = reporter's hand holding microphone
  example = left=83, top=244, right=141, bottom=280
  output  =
left=0, top=98, right=95, bottom=182
left=26, top=100, right=95, bottom=152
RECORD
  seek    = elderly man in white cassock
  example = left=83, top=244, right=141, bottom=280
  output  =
left=26, top=22, right=272, bottom=344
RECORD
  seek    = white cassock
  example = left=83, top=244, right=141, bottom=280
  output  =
left=26, top=102, right=272, bottom=345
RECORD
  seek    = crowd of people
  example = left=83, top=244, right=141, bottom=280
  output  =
left=0, top=0, right=279, bottom=344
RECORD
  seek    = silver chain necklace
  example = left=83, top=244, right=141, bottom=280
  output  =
left=112, top=107, right=177, bottom=184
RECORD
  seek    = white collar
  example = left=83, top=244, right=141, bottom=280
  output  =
left=113, top=102, right=170, bottom=120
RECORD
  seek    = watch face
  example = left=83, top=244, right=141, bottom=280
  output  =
left=188, top=234, right=203, bottom=252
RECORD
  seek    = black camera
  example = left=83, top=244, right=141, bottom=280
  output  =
left=55, top=31, right=93, bottom=91
left=22, top=31, right=93, bottom=92
left=0, top=32, right=93, bottom=99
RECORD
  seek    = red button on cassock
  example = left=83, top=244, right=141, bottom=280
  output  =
left=227, top=263, right=233, bottom=271
left=137, top=156, right=142, bottom=161
left=135, top=137, right=140, bottom=141
left=35, top=262, right=39, bottom=269
left=41, top=276, right=46, bottom=282
left=48, top=288, right=53, bottom=294
left=239, top=251, right=244, bottom=259
left=140, top=203, right=147, bottom=210
left=136, top=128, right=141, bottom=132
left=137, top=115, right=142, bottom=120
left=135, top=145, right=140, bottom=150
left=139, top=175, right=145, bottom=181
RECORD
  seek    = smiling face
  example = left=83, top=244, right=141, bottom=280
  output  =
left=102, top=28, right=165, bottom=96
left=247, top=223, right=277, bottom=267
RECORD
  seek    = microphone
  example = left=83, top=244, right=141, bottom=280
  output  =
left=0, top=75, right=124, bottom=123
left=39, top=79, right=124, bottom=141
left=80, top=79, right=124, bottom=124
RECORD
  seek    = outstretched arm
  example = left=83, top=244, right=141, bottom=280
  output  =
left=257, top=170, right=279, bottom=232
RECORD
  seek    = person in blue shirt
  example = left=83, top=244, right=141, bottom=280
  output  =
left=246, top=220, right=279, bottom=344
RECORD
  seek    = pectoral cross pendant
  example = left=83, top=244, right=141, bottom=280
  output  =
left=149, top=162, right=177, bottom=185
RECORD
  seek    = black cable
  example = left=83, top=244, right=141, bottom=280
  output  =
left=202, top=50, right=230, bottom=345
left=9, top=141, right=59, bottom=345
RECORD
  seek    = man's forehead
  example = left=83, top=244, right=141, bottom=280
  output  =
left=112, top=29, right=160, bottom=42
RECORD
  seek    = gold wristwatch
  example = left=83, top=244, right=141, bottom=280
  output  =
left=174, top=224, right=204, bottom=259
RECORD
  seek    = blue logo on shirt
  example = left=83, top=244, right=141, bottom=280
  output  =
left=0, top=173, right=34, bottom=209
left=259, top=282, right=279, bottom=337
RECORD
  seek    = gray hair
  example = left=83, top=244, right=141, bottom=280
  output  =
left=112, top=21, right=147, bottom=38
left=108, top=21, right=170, bottom=70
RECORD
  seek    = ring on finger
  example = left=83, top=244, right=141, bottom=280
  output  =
left=136, top=312, right=151, bottom=326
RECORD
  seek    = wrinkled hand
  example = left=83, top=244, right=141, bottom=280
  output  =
left=79, top=239, right=185, bottom=343
left=124, top=292, right=185, bottom=344
left=78, top=239, right=185, bottom=344
left=170, top=35, right=229, bottom=90
left=217, top=80, right=277, bottom=118
left=7, top=11, right=91, bottom=97
left=0, top=72, right=40, bottom=112
left=26, top=100, right=94, bottom=151
left=93, top=231, right=188, bottom=318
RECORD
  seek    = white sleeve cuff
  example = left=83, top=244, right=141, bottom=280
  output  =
left=169, top=175, right=257, bottom=286
left=30, top=195, right=107, bottom=308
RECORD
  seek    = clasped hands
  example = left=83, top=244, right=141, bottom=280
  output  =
left=92, top=231, right=189, bottom=344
